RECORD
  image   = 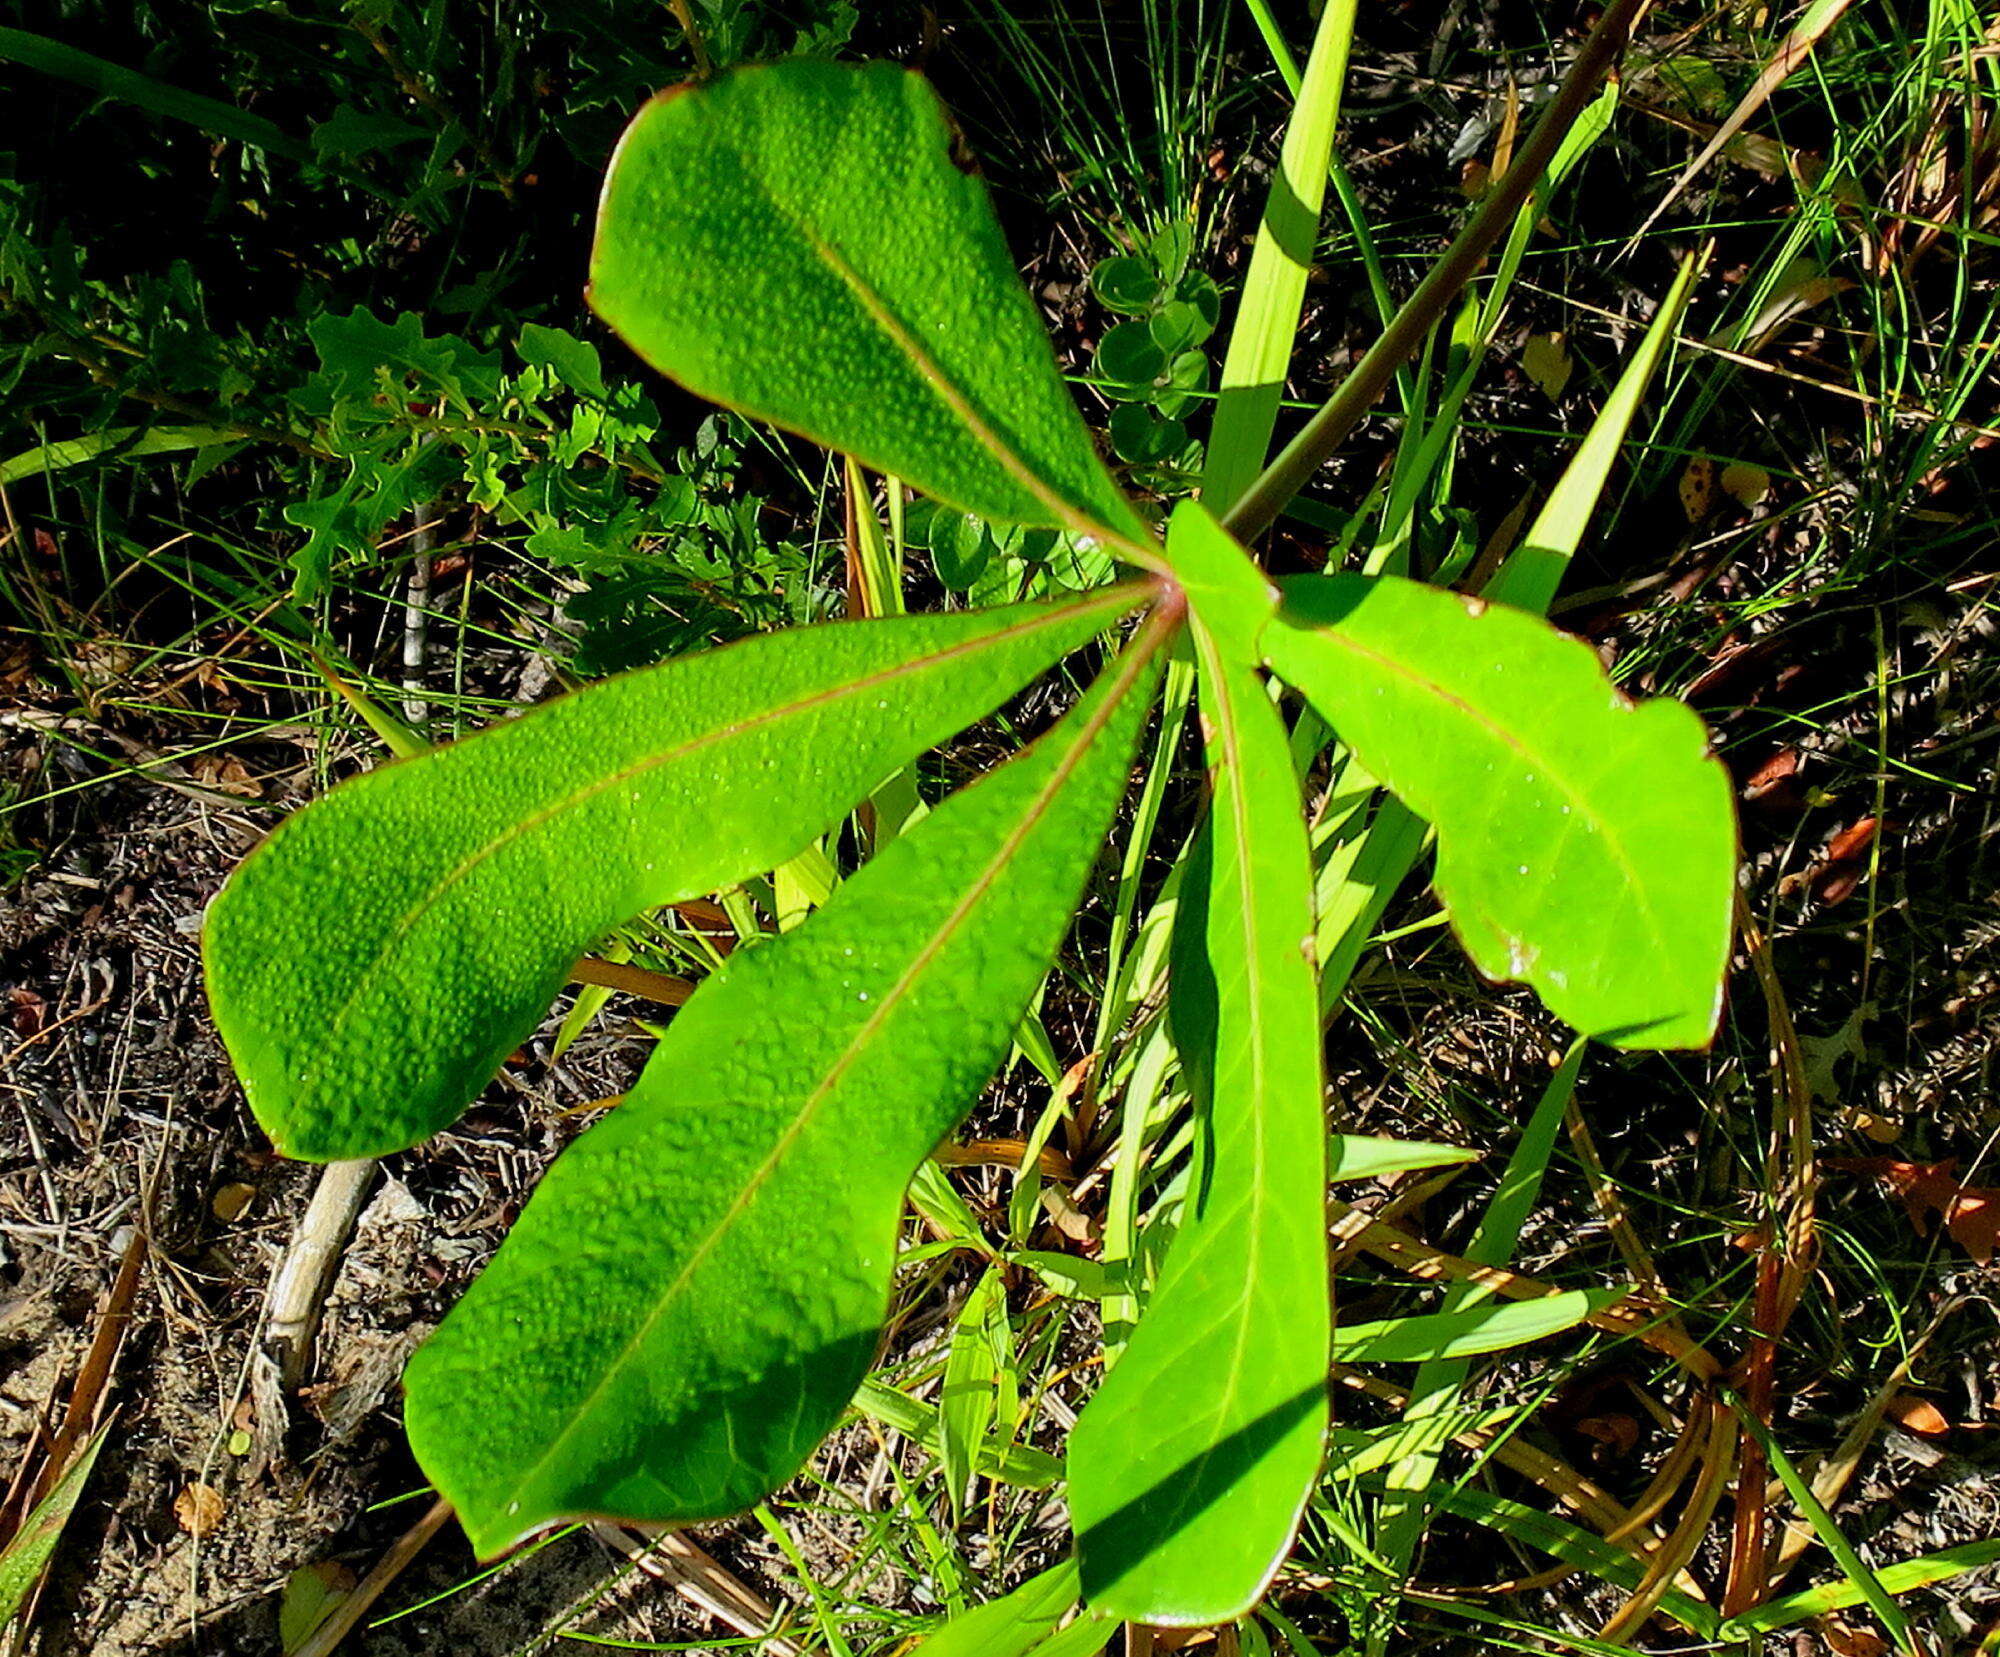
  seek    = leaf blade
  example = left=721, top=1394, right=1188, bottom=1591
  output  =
left=1265, top=574, right=1735, bottom=1049
left=403, top=633, right=1163, bottom=1555
left=590, top=61, right=1146, bottom=550
left=205, top=590, right=1143, bottom=1160
left=1068, top=507, right=1328, bottom=1625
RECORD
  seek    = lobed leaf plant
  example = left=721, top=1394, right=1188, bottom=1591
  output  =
left=205, top=47, right=1736, bottom=1638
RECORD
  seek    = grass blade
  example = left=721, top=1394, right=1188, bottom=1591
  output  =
left=913, top=1560, right=1081, bottom=1657
left=1332, top=1288, right=1620, bottom=1364
left=1200, top=0, right=1357, bottom=512
left=0, top=1428, right=108, bottom=1630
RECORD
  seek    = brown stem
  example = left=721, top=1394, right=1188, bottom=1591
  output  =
left=1220, top=0, right=1652, bottom=544
left=570, top=955, right=696, bottom=1005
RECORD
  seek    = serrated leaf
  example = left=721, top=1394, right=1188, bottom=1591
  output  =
left=402, top=638, right=1162, bottom=1556
left=1264, top=575, right=1735, bottom=1049
left=517, top=323, right=608, bottom=401
left=1069, top=508, right=1327, bottom=1626
left=590, top=60, right=1146, bottom=551
left=205, top=590, right=1144, bottom=1161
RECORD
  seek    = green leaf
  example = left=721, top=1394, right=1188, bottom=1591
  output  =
left=1069, top=511, right=1328, bottom=1626
left=1200, top=0, right=1356, bottom=512
left=1264, top=575, right=1735, bottom=1049
left=517, top=323, right=609, bottom=402
left=205, top=589, right=1146, bottom=1161
left=940, top=1265, right=1008, bottom=1515
left=914, top=1560, right=1083, bottom=1657
left=1090, top=256, right=1164, bottom=315
left=1095, top=321, right=1168, bottom=388
left=0, top=424, right=241, bottom=487
left=311, top=103, right=429, bottom=160
left=1332, top=1288, right=1621, bottom=1364
left=0, top=1429, right=107, bottom=1629
left=402, top=637, right=1162, bottom=1556
left=590, top=61, right=1146, bottom=551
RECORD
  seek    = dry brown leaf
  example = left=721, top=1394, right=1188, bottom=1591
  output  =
left=1885, top=1393, right=1951, bottom=1438
left=1679, top=456, right=1717, bottom=522
left=190, top=754, right=262, bottom=799
left=1832, top=1158, right=2000, bottom=1264
left=1820, top=1612, right=1890, bottom=1657
left=211, top=1182, right=257, bottom=1223
left=174, top=1480, right=224, bottom=1537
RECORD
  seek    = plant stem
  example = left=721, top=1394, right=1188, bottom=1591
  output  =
left=1221, top=0, right=1651, bottom=543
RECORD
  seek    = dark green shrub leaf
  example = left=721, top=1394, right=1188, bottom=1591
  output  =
left=1070, top=509, right=1327, bottom=1625
left=1090, top=255, right=1163, bottom=315
left=1108, top=404, right=1187, bottom=466
left=1149, top=222, right=1193, bottom=285
left=590, top=61, right=1146, bottom=551
left=1153, top=352, right=1209, bottom=420
left=402, top=634, right=1164, bottom=1556
left=1095, top=320, right=1167, bottom=388
left=1147, top=300, right=1210, bottom=355
left=1265, top=575, right=1736, bottom=1048
left=204, top=589, right=1146, bottom=1161
left=1174, top=270, right=1222, bottom=333
left=933, top=510, right=995, bottom=591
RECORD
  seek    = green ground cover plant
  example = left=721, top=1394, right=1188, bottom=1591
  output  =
left=7, top=1, right=1998, bottom=1651
left=204, top=41, right=1739, bottom=1636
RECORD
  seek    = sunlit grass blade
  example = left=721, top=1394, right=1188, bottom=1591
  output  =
left=1068, top=506, right=1327, bottom=1626
left=1333, top=1287, right=1619, bottom=1364
left=1721, top=1388, right=1917, bottom=1654
left=1729, top=1537, right=2000, bottom=1635
left=1430, top=1485, right=1720, bottom=1641
left=1199, top=0, right=1357, bottom=513
left=1486, top=254, right=1704, bottom=614
left=0, top=1428, right=108, bottom=1630
left=205, top=588, right=1145, bottom=1160
left=913, top=1560, right=1084, bottom=1657
left=403, top=627, right=1165, bottom=1556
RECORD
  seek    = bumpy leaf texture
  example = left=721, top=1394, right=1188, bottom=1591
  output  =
left=205, top=592, right=1141, bottom=1160
left=589, top=59, right=1148, bottom=551
left=404, top=633, right=1163, bottom=1557
left=1068, top=506, right=1329, bottom=1627
left=1265, top=574, right=1736, bottom=1049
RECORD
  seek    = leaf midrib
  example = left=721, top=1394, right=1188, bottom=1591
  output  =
left=1132, top=635, right=1304, bottom=1566
left=715, top=145, right=1147, bottom=558
left=489, top=612, right=1168, bottom=1528
left=274, top=592, right=1137, bottom=1123
left=1276, top=608, right=1679, bottom=972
